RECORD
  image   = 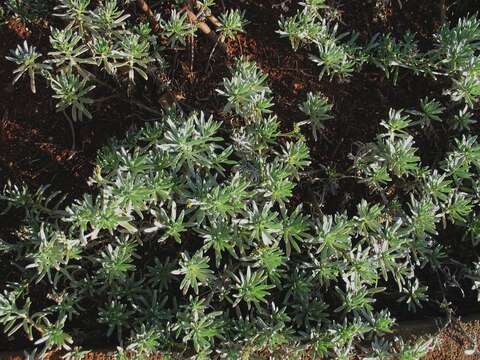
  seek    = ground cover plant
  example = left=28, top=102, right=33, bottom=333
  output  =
left=0, top=0, right=480, bottom=359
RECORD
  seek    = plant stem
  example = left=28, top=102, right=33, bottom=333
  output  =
left=206, top=39, right=220, bottom=72
left=63, top=111, right=76, bottom=151
left=183, top=6, right=227, bottom=54
left=76, top=66, right=164, bottom=115
left=136, top=0, right=160, bottom=32
left=194, top=1, right=222, bottom=28
left=440, top=0, right=447, bottom=26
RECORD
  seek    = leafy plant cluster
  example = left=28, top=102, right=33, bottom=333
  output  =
left=279, top=0, right=480, bottom=108
left=5, top=0, right=247, bottom=123
left=2, top=57, right=445, bottom=359
left=1, top=0, right=480, bottom=359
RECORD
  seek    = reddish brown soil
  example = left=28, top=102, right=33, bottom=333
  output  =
left=423, top=320, right=480, bottom=360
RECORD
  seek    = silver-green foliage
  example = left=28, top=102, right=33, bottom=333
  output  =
left=6, top=0, right=161, bottom=121
left=6, top=0, right=237, bottom=122
left=278, top=1, right=480, bottom=110
left=0, top=59, right=454, bottom=359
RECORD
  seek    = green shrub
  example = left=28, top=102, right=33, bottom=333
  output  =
left=2, top=1, right=480, bottom=359
left=4, top=56, right=474, bottom=359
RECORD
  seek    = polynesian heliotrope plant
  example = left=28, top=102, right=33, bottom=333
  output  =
left=1, top=56, right=455, bottom=360
left=279, top=0, right=480, bottom=105
left=2, top=1, right=480, bottom=359
left=5, top=0, right=247, bottom=130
